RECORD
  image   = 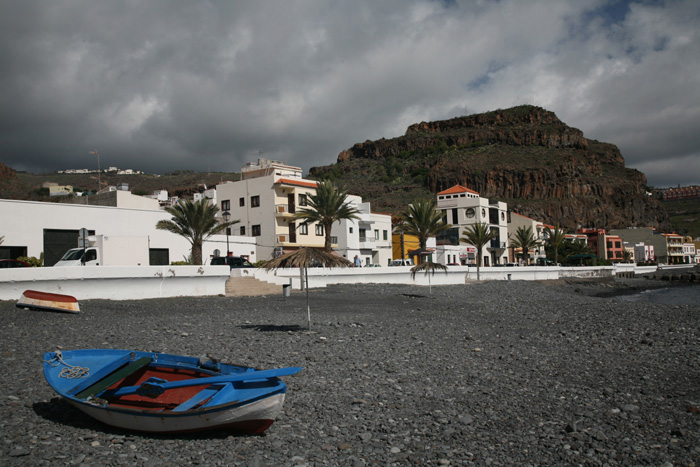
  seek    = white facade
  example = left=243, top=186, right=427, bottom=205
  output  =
left=682, top=240, right=696, bottom=264
left=633, top=242, right=655, bottom=263
left=216, top=159, right=390, bottom=263
left=337, top=195, right=392, bottom=266
left=0, top=199, right=256, bottom=266
left=436, top=185, right=509, bottom=266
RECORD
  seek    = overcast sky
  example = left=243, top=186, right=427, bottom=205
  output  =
left=1, top=0, right=698, bottom=187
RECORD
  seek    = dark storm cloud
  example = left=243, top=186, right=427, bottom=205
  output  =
left=1, top=0, right=698, bottom=187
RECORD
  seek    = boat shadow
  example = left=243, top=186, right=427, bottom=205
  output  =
left=32, top=398, right=259, bottom=439
left=239, top=324, right=305, bottom=332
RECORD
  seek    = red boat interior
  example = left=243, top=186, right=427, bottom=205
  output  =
left=106, top=366, right=214, bottom=411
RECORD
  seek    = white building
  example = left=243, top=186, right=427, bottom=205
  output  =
left=336, top=195, right=392, bottom=266
left=215, top=159, right=391, bottom=263
left=633, top=242, right=655, bottom=263
left=0, top=198, right=255, bottom=266
left=435, top=185, right=509, bottom=266
left=682, top=237, right=696, bottom=264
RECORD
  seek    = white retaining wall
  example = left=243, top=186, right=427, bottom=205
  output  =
left=255, top=265, right=616, bottom=289
left=1, top=264, right=652, bottom=301
left=0, top=266, right=230, bottom=301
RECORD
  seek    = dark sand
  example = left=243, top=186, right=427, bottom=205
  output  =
left=1, top=278, right=698, bottom=465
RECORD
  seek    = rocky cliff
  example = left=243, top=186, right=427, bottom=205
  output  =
left=311, top=105, right=669, bottom=232
left=0, top=161, right=17, bottom=181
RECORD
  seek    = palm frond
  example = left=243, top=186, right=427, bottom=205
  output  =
left=263, top=247, right=352, bottom=270
left=410, top=261, right=448, bottom=279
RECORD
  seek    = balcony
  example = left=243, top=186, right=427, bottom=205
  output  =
left=488, top=240, right=507, bottom=249
left=276, top=234, right=295, bottom=245
left=437, top=199, right=458, bottom=208
left=274, top=204, right=294, bottom=216
left=359, top=236, right=376, bottom=248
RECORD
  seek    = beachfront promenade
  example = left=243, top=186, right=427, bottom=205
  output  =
left=0, top=263, right=664, bottom=301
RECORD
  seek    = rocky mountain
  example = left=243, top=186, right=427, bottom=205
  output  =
left=310, top=105, right=670, bottom=232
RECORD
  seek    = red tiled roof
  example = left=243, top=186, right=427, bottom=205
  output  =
left=274, top=178, right=318, bottom=189
left=437, top=185, right=479, bottom=196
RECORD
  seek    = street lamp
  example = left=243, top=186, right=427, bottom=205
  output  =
left=222, top=211, right=231, bottom=256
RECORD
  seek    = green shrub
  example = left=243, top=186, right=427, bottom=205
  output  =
left=17, top=255, right=43, bottom=267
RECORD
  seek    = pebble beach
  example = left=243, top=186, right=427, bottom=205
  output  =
left=1, top=278, right=699, bottom=466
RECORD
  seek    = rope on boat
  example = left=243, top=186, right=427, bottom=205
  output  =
left=43, top=350, right=89, bottom=379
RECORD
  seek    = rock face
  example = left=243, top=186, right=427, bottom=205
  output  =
left=0, top=161, right=17, bottom=180
left=312, top=106, right=669, bottom=232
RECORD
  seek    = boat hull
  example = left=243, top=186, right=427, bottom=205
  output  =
left=18, top=290, right=80, bottom=313
left=68, top=393, right=285, bottom=434
left=43, top=349, right=296, bottom=434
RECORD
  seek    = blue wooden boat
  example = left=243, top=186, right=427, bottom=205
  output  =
left=43, top=349, right=301, bottom=434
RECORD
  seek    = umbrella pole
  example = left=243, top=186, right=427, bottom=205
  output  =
left=305, top=267, right=311, bottom=330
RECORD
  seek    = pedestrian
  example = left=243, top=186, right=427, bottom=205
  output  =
left=354, top=255, right=361, bottom=267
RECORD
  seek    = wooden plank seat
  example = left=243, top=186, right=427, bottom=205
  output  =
left=171, top=383, right=230, bottom=412
left=73, top=357, right=152, bottom=400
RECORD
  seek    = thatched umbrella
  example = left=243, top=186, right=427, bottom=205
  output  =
left=410, top=253, right=448, bottom=296
left=263, top=247, right=352, bottom=329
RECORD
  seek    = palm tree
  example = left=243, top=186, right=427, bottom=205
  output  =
left=460, top=222, right=498, bottom=280
left=293, top=181, right=360, bottom=252
left=396, top=199, right=451, bottom=253
left=544, top=224, right=566, bottom=265
left=509, top=225, right=540, bottom=265
left=563, top=239, right=595, bottom=265
left=156, top=199, right=238, bottom=265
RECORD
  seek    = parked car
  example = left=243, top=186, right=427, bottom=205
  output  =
left=210, top=256, right=254, bottom=268
left=0, top=259, right=31, bottom=268
left=388, top=259, right=414, bottom=266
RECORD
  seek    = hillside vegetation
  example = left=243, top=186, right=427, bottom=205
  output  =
left=310, top=105, right=670, bottom=233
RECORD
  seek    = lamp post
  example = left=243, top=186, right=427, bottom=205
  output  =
left=89, top=150, right=101, bottom=193
left=222, top=211, right=231, bottom=256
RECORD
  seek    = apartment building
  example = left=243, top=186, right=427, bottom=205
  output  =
left=608, top=227, right=679, bottom=264
left=507, top=213, right=549, bottom=264
left=335, top=195, right=392, bottom=266
left=632, top=242, right=655, bottom=263
left=215, top=159, right=391, bottom=263
left=435, top=185, right=508, bottom=266
left=577, top=228, right=625, bottom=262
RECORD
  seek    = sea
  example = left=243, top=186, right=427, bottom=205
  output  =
left=616, top=284, right=700, bottom=306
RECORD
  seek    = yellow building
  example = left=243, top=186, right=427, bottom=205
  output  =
left=392, top=233, right=421, bottom=260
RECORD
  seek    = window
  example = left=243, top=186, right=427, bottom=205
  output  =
left=315, top=224, right=324, bottom=236
left=349, top=227, right=353, bottom=234
left=299, top=194, right=308, bottom=206
left=239, top=197, right=245, bottom=207
left=252, top=225, right=261, bottom=236
left=251, top=195, right=260, bottom=207
left=239, top=226, right=246, bottom=235
left=465, top=208, right=475, bottom=218
left=383, top=230, right=388, bottom=241
left=374, top=230, right=379, bottom=240
left=299, top=223, right=308, bottom=235
left=221, top=200, right=230, bottom=211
